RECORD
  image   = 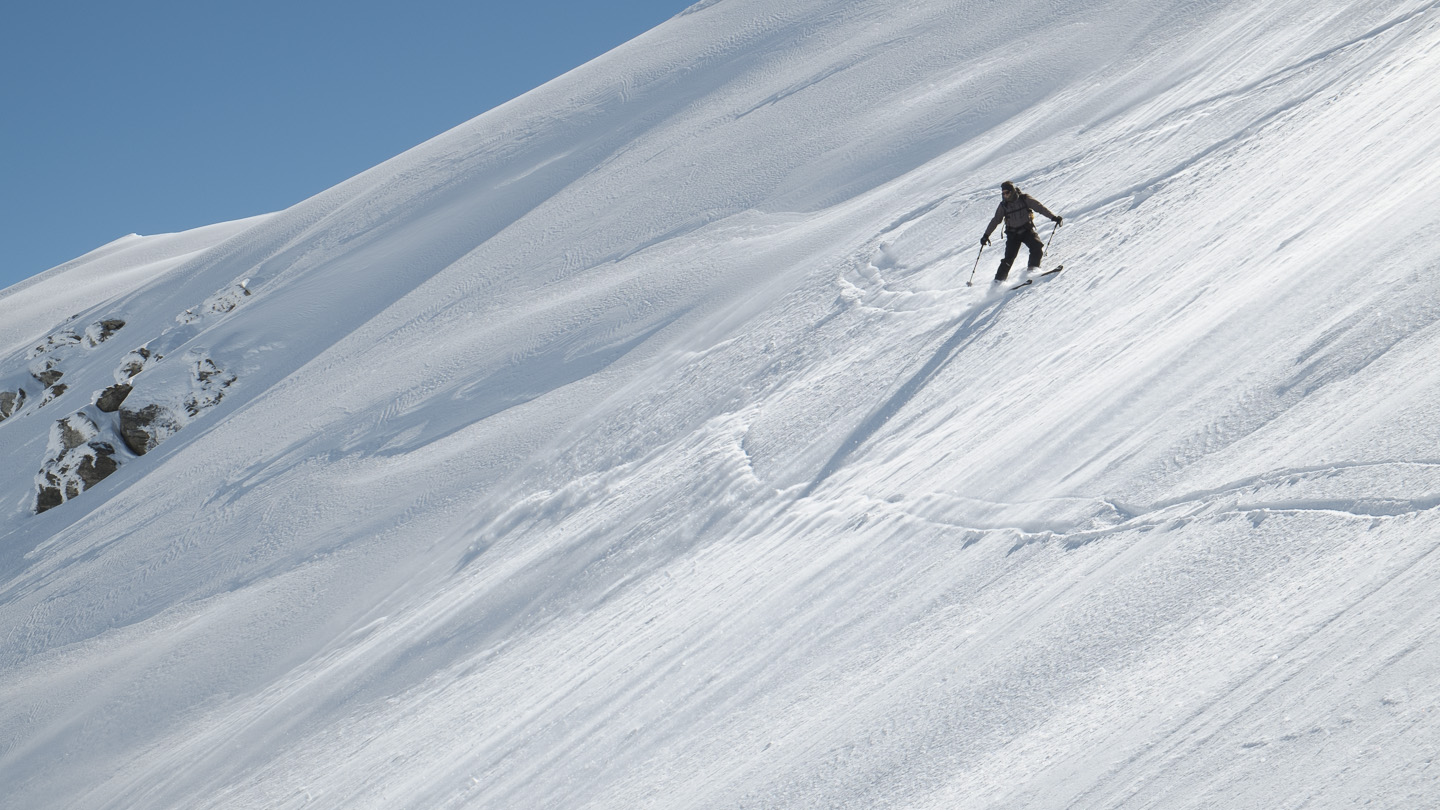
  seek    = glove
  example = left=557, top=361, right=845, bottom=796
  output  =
left=981, top=235, right=991, bottom=247
left=1054, top=216, right=1064, bottom=226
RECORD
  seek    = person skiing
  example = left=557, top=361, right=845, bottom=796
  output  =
left=981, top=181, right=1062, bottom=283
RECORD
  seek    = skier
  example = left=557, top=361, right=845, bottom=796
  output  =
left=980, top=181, right=1063, bottom=284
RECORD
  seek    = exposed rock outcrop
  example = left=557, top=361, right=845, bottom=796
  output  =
left=15, top=316, right=137, bottom=512
left=30, top=318, right=126, bottom=356
left=84, top=318, right=127, bottom=347
left=95, top=383, right=133, bottom=413
left=0, top=389, right=25, bottom=422
left=27, top=359, right=68, bottom=408
left=117, top=353, right=236, bottom=456
left=31, top=359, right=64, bottom=388
left=35, top=412, right=119, bottom=514
left=119, top=403, right=185, bottom=456
left=0, top=389, right=26, bottom=426
left=38, top=384, right=68, bottom=406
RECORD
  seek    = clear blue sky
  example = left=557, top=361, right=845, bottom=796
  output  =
left=0, top=0, right=692, bottom=291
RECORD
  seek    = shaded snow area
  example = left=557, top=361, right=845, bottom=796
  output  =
left=4, top=0, right=1440, bottom=807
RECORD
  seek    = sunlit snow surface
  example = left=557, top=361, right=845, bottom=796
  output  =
left=4, top=0, right=1440, bottom=807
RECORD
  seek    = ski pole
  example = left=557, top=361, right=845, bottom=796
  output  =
left=966, top=243, right=986, bottom=286
left=1039, top=219, right=1061, bottom=271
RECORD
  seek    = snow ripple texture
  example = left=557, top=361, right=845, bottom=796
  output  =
left=3, top=0, right=1440, bottom=808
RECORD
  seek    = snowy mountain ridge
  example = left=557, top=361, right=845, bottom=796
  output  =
left=4, top=0, right=1440, bottom=807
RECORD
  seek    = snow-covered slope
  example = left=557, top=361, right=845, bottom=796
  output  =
left=4, top=0, right=1440, bottom=807
left=0, top=215, right=271, bottom=360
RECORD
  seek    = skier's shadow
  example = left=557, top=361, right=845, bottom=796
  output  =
left=803, top=292, right=1012, bottom=497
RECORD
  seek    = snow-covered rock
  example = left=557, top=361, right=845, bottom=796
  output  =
left=0, top=388, right=24, bottom=422
left=34, top=411, right=119, bottom=513
left=115, top=345, right=161, bottom=381
left=83, top=318, right=126, bottom=347
left=118, top=351, right=236, bottom=455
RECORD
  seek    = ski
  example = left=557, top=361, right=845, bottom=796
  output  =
left=1009, top=264, right=1064, bottom=289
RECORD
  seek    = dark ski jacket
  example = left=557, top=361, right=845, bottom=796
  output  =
left=983, top=192, right=1058, bottom=241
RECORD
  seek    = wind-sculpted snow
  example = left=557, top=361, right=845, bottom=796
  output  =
left=4, top=0, right=1440, bottom=807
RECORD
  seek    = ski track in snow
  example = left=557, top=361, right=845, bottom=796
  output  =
left=4, top=0, right=1440, bottom=808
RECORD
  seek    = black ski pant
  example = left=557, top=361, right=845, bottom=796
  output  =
left=995, top=225, right=1044, bottom=281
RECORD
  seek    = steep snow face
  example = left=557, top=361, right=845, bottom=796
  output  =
left=4, top=0, right=1440, bottom=807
